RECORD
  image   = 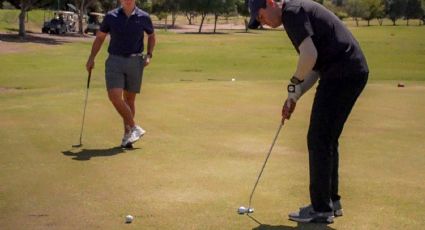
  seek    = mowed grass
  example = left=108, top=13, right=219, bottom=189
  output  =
left=1, top=25, right=425, bottom=229
left=0, top=9, right=48, bottom=32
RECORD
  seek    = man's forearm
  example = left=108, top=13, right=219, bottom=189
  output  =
left=294, top=36, right=317, bottom=81
left=89, top=37, right=105, bottom=59
left=299, top=71, right=319, bottom=96
left=147, top=34, right=156, bottom=55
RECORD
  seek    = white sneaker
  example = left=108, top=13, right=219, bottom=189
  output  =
left=127, top=125, right=146, bottom=144
left=121, top=132, right=133, bottom=148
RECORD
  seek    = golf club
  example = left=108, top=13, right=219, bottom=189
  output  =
left=72, top=70, right=92, bottom=148
left=238, top=121, right=284, bottom=215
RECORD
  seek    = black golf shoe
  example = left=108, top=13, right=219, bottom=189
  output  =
left=288, top=205, right=334, bottom=224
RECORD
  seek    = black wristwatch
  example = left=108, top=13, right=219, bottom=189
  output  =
left=287, top=84, right=296, bottom=93
left=290, top=76, right=304, bottom=85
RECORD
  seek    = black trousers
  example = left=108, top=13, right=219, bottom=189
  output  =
left=307, top=73, right=368, bottom=212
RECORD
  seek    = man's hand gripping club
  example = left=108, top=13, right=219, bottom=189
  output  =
left=282, top=73, right=319, bottom=124
left=282, top=77, right=302, bottom=123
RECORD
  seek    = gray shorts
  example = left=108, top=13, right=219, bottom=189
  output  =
left=105, top=54, right=145, bottom=93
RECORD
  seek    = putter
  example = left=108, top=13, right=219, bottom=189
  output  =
left=72, top=70, right=92, bottom=148
left=238, top=121, right=284, bottom=215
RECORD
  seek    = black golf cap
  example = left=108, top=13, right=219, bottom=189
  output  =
left=247, top=0, right=266, bottom=29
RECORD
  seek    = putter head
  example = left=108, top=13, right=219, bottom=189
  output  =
left=237, top=206, right=254, bottom=215
left=72, top=144, right=82, bottom=148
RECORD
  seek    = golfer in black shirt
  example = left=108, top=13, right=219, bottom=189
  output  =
left=248, top=0, right=368, bottom=223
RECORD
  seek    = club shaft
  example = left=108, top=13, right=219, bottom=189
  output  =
left=78, top=89, right=89, bottom=144
left=248, top=122, right=283, bottom=208
left=77, top=71, right=91, bottom=145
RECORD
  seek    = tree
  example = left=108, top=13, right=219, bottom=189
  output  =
left=193, top=0, right=214, bottom=33
left=99, top=0, right=118, bottom=12
left=346, top=0, right=367, bottom=26
left=386, top=0, right=407, bottom=25
left=6, top=0, right=52, bottom=37
left=73, top=0, right=97, bottom=34
left=405, top=0, right=423, bottom=25
left=361, top=0, right=385, bottom=26
left=180, top=0, right=196, bottom=25
left=152, top=0, right=180, bottom=29
left=323, top=0, right=348, bottom=20
left=211, top=0, right=236, bottom=33
left=334, top=0, right=344, bottom=6
left=422, top=0, right=425, bottom=25
left=375, top=0, right=386, bottom=25
left=235, top=0, right=249, bottom=32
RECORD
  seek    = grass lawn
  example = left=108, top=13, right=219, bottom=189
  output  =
left=0, top=21, right=424, bottom=229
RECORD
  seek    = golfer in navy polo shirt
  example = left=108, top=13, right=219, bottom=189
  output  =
left=86, top=0, right=156, bottom=148
left=248, top=0, right=368, bottom=223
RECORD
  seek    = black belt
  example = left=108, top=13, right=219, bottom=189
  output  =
left=113, top=53, right=143, bottom=58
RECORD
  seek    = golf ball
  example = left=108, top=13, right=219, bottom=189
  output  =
left=238, top=206, right=246, bottom=214
left=125, top=215, right=134, bottom=223
left=232, top=78, right=236, bottom=82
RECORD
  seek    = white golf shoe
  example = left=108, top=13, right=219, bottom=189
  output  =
left=121, top=132, right=133, bottom=148
left=127, top=125, right=146, bottom=144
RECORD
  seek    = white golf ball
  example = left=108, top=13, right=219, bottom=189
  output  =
left=231, top=78, right=236, bottom=82
left=238, top=206, right=246, bottom=214
left=125, top=215, right=134, bottom=223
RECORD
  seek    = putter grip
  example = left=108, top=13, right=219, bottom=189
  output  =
left=87, top=70, right=92, bottom=89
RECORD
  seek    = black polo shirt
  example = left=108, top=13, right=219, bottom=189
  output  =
left=282, top=0, right=368, bottom=78
left=100, top=7, right=154, bottom=56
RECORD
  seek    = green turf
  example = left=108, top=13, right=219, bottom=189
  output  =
left=1, top=23, right=425, bottom=229
left=0, top=9, right=48, bottom=32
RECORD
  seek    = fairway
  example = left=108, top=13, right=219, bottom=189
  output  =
left=1, top=25, right=425, bottom=229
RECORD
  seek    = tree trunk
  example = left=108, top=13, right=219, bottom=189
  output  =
left=185, top=13, right=191, bottom=25
left=79, top=1, right=85, bottom=34
left=391, top=18, right=396, bottom=26
left=244, top=18, right=248, bottom=32
left=185, top=12, right=194, bottom=25
left=406, top=18, right=409, bottom=26
left=355, top=17, right=359, bottom=26
left=165, top=15, right=168, bottom=31
left=378, top=18, right=383, bottom=26
left=367, top=19, right=370, bottom=26
left=171, top=12, right=177, bottom=28
left=18, top=2, right=26, bottom=37
left=213, top=14, right=218, bottom=33
left=198, top=13, right=206, bottom=33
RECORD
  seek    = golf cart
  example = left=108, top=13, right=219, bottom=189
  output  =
left=42, top=11, right=78, bottom=34
left=84, top=12, right=104, bottom=35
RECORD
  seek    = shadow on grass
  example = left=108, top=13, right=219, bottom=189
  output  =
left=249, top=215, right=336, bottom=230
left=0, top=30, right=88, bottom=45
left=62, top=147, right=139, bottom=161
left=0, top=32, right=67, bottom=45
left=182, top=31, right=229, bottom=35
left=253, top=223, right=336, bottom=230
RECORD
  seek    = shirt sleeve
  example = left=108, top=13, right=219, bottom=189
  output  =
left=144, top=16, right=154, bottom=35
left=283, top=7, right=314, bottom=49
left=99, top=15, right=110, bottom=33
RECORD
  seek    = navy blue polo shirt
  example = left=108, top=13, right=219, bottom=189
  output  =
left=282, top=0, right=368, bottom=78
left=100, top=7, right=154, bottom=56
